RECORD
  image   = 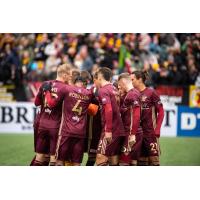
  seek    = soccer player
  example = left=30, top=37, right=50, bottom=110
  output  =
left=30, top=105, right=48, bottom=166
left=96, top=67, right=125, bottom=166
left=118, top=73, right=142, bottom=166
left=86, top=72, right=102, bottom=166
left=45, top=72, right=94, bottom=166
left=32, top=63, right=72, bottom=166
left=131, top=71, right=164, bottom=166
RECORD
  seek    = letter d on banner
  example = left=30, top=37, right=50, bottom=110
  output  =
left=181, top=113, right=196, bottom=130
left=178, top=106, right=200, bottom=137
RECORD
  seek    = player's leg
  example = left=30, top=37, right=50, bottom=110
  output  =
left=137, top=156, right=149, bottom=166
left=33, top=129, right=50, bottom=166
left=119, top=153, right=131, bottom=166
left=96, top=154, right=109, bottom=166
left=108, top=136, right=125, bottom=166
left=30, top=126, right=38, bottom=166
left=55, top=136, right=71, bottom=166
left=130, top=133, right=143, bottom=166
left=87, top=151, right=96, bottom=166
left=49, top=155, right=56, bottom=166
left=109, top=155, right=119, bottom=166
left=44, top=154, right=50, bottom=166
left=119, top=136, right=130, bottom=166
left=147, top=137, right=160, bottom=166
left=137, top=138, right=149, bottom=166
left=96, top=137, right=109, bottom=166
left=84, top=137, right=96, bottom=166
left=86, top=137, right=99, bottom=166
left=71, top=138, right=85, bottom=166
left=30, top=155, right=36, bottom=166
left=49, top=128, right=59, bottom=166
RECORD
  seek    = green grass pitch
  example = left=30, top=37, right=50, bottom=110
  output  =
left=0, top=134, right=200, bottom=166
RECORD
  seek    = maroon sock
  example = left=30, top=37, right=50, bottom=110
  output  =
left=32, top=160, right=44, bottom=166
left=30, top=156, right=36, bottom=166
left=43, top=161, right=49, bottom=166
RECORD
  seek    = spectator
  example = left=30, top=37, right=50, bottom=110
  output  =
left=0, top=33, right=200, bottom=92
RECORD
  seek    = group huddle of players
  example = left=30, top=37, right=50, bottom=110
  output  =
left=30, top=63, right=164, bottom=166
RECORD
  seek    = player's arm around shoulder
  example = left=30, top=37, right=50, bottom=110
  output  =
left=45, top=83, right=67, bottom=108
left=34, top=81, right=51, bottom=106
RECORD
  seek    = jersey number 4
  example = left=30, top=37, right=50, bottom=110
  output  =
left=72, top=100, right=82, bottom=115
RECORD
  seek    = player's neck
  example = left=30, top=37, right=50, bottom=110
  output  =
left=101, top=81, right=111, bottom=87
left=56, top=77, right=64, bottom=83
left=138, top=84, right=146, bottom=92
left=126, top=84, right=133, bottom=93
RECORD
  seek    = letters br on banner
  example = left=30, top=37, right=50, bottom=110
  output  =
left=0, top=102, right=36, bottom=133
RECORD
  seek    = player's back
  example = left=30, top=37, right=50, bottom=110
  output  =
left=60, top=85, right=92, bottom=138
left=99, top=84, right=125, bottom=137
left=39, top=80, right=66, bottom=129
left=140, top=87, right=161, bottom=134
left=121, top=88, right=142, bottom=134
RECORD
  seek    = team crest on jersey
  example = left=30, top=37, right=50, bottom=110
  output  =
left=102, top=98, right=106, bottom=102
left=141, top=95, right=147, bottom=102
left=157, top=100, right=162, bottom=104
left=77, top=89, right=82, bottom=93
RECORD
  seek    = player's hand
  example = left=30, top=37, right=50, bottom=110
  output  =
left=105, top=132, right=112, bottom=144
left=128, top=134, right=136, bottom=150
left=155, top=128, right=160, bottom=138
left=42, top=82, right=52, bottom=92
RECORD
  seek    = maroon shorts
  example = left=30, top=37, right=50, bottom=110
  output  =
left=140, top=136, right=159, bottom=157
left=97, top=135, right=125, bottom=157
left=130, top=133, right=143, bottom=160
left=121, top=133, right=143, bottom=161
left=36, top=128, right=58, bottom=155
left=56, top=136, right=85, bottom=163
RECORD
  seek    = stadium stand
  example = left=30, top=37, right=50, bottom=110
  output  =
left=0, top=33, right=200, bottom=102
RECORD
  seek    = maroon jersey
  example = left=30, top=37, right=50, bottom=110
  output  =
left=36, top=80, right=66, bottom=129
left=58, top=85, right=93, bottom=138
left=33, top=105, right=42, bottom=129
left=98, top=84, right=125, bottom=137
left=120, top=88, right=142, bottom=135
left=140, top=87, right=163, bottom=136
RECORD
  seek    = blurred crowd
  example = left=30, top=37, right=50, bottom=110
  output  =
left=0, top=33, right=200, bottom=87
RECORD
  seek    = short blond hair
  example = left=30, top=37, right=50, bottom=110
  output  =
left=57, top=63, right=71, bottom=77
left=118, top=73, right=131, bottom=81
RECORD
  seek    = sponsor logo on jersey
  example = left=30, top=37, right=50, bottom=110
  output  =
left=72, top=115, right=80, bottom=122
left=102, top=98, right=106, bottom=102
left=141, top=95, right=147, bottom=102
left=45, top=108, right=52, bottom=114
